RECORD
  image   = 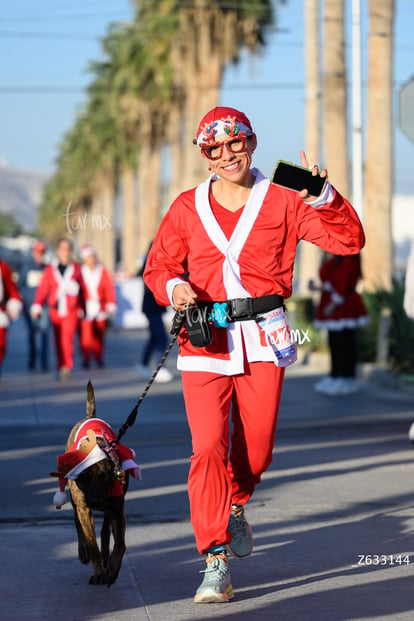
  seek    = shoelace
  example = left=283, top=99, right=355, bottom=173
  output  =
left=199, top=554, right=228, bottom=577
left=229, top=508, right=247, bottom=540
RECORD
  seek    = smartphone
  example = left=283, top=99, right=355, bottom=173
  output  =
left=272, top=160, right=327, bottom=196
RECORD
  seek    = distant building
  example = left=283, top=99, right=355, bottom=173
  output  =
left=392, top=194, right=414, bottom=274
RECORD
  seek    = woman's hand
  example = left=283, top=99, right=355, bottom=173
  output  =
left=299, top=150, right=328, bottom=201
left=172, top=283, right=197, bottom=311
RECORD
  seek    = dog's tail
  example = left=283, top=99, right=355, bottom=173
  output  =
left=86, top=380, right=96, bottom=419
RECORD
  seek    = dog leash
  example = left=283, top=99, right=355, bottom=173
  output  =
left=111, top=310, right=186, bottom=448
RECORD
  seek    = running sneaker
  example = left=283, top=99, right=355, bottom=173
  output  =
left=194, top=552, right=234, bottom=603
left=314, top=376, right=336, bottom=393
left=227, top=504, right=253, bottom=558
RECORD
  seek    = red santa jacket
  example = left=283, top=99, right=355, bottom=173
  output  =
left=144, top=168, right=365, bottom=374
left=81, top=264, right=117, bottom=320
left=32, top=260, right=85, bottom=318
left=314, top=255, right=369, bottom=330
left=0, top=260, right=22, bottom=327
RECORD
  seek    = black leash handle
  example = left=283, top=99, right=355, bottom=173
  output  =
left=114, top=310, right=186, bottom=446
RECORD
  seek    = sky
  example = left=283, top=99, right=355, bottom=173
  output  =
left=1, top=0, right=414, bottom=196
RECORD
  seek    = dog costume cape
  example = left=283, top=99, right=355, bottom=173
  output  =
left=51, top=418, right=141, bottom=508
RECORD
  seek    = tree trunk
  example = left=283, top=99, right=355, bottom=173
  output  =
left=297, top=0, right=322, bottom=296
left=323, top=0, right=349, bottom=197
left=363, top=0, right=395, bottom=292
left=101, top=180, right=116, bottom=273
left=137, top=136, right=162, bottom=257
left=121, top=165, right=137, bottom=275
left=87, top=194, right=102, bottom=260
left=180, top=6, right=222, bottom=190
left=88, top=174, right=115, bottom=272
left=167, top=103, right=186, bottom=205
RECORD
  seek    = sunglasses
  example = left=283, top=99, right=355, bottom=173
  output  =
left=200, top=134, right=249, bottom=161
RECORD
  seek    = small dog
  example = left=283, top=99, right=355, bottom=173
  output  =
left=50, top=381, right=140, bottom=586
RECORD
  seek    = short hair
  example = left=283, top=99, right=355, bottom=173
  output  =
left=56, top=237, right=73, bottom=251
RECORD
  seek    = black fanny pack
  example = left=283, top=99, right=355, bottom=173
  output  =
left=185, top=305, right=212, bottom=347
left=183, top=293, right=283, bottom=348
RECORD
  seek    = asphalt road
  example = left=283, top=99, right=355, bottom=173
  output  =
left=1, top=319, right=414, bottom=621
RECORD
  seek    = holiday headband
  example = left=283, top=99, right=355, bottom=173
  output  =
left=195, top=106, right=253, bottom=146
left=50, top=418, right=141, bottom=508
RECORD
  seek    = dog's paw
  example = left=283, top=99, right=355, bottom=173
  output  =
left=103, top=564, right=121, bottom=587
left=89, top=571, right=107, bottom=585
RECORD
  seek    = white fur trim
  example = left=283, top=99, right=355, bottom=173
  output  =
left=167, top=278, right=187, bottom=307
left=105, top=302, right=117, bottom=315
left=6, top=298, right=22, bottom=318
left=331, top=291, right=345, bottom=305
left=0, top=310, right=9, bottom=328
left=30, top=303, right=43, bottom=318
left=306, top=182, right=334, bottom=208
left=86, top=299, right=101, bottom=319
left=53, top=490, right=68, bottom=508
left=314, top=316, right=370, bottom=330
left=121, top=459, right=142, bottom=479
left=51, top=261, right=77, bottom=316
left=79, top=245, right=95, bottom=259
left=65, top=444, right=107, bottom=480
left=177, top=169, right=277, bottom=374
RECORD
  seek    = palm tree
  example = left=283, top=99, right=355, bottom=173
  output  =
left=90, top=24, right=141, bottom=274
left=40, top=1, right=278, bottom=267
left=172, top=0, right=275, bottom=189
left=39, top=117, right=95, bottom=244
left=363, top=0, right=395, bottom=292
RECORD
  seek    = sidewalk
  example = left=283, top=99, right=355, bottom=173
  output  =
left=1, top=323, right=414, bottom=620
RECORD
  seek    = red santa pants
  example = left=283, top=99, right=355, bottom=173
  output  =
left=181, top=360, right=285, bottom=554
left=0, top=327, right=7, bottom=366
left=50, top=310, right=79, bottom=370
left=79, top=319, right=106, bottom=364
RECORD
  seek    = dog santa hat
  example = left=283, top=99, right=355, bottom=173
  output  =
left=51, top=418, right=141, bottom=509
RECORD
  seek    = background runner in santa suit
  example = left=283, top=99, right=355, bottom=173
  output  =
left=79, top=245, right=117, bottom=369
left=310, top=253, right=369, bottom=396
left=31, top=238, right=85, bottom=381
left=19, top=240, right=50, bottom=371
left=144, top=106, right=365, bottom=604
left=0, top=259, right=22, bottom=376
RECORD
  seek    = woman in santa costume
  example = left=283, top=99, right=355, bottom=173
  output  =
left=31, top=237, right=85, bottom=381
left=144, top=106, right=365, bottom=603
left=79, top=245, right=117, bottom=369
left=0, top=259, right=22, bottom=375
left=310, top=253, right=369, bottom=396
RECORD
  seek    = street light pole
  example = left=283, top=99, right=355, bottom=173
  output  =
left=351, top=0, right=363, bottom=219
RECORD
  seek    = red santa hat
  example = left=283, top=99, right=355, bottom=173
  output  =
left=32, top=241, right=46, bottom=255
left=79, top=245, right=97, bottom=260
left=50, top=418, right=141, bottom=509
left=195, top=106, right=254, bottom=146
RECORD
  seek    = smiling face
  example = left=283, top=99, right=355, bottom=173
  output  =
left=202, top=132, right=257, bottom=187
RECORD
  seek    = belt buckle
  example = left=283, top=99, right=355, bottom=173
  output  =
left=231, top=297, right=253, bottom=319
